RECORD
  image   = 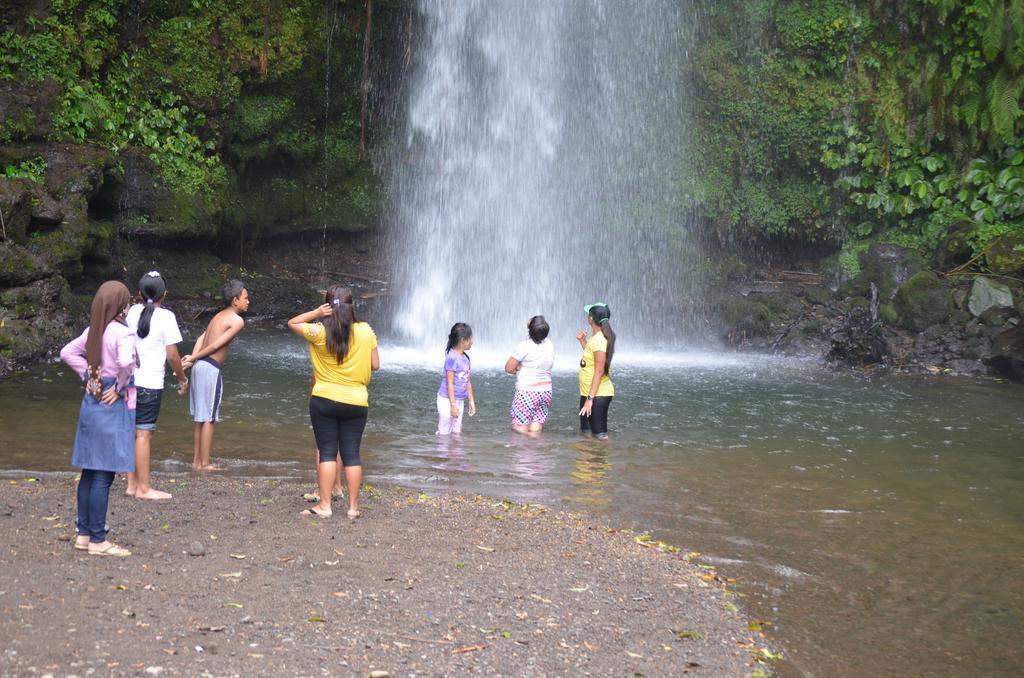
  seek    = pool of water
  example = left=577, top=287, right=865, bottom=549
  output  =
left=3, top=327, right=1022, bottom=676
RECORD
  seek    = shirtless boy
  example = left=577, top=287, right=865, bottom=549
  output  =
left=182, top=280, right=249, bottom=470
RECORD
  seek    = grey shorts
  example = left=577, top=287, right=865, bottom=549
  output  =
left=189, top=357, right=223, bottom=423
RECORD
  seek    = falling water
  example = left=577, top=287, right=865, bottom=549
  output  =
left=319, top=0, right=341, bottom=288
left=386, top=0, right=701, bottom=351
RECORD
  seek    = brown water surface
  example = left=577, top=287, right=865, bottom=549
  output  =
left=2, top=328, right=1022, bottom=676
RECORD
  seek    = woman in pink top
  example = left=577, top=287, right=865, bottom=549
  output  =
left=60, top=281, right=137, bottom=557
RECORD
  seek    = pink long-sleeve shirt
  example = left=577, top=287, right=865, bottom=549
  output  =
left=60, top=322, right=137, bottom=391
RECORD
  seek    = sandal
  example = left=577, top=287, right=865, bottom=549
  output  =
left=89, top=542, right=131, bottom=557
left=301, top=506, right=332, bottom=518
left=74, top=536, right=90, bottom=551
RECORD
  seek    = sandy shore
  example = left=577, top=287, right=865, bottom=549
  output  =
left=0, top=475, right=777, bottom=676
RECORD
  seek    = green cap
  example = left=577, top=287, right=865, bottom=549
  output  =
left=585, top=303, right=606, bottom=323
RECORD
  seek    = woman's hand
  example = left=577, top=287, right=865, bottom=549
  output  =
left=450, top=404, right=460, bottom=418
left=181, top=354, right=194, bottom=370
left=467, top=400, right=476, bottom=417
left=316, top=303, right=333, bottom=318
left=100, top=385, right=119, bottom=405
left=576, top=330, right=588, bottom=347
left=578, top=397, right=593, bottom=417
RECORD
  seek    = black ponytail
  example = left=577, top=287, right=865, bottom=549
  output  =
left=445, top=322, right=473, bottom=354
left=599, top=320, right=616, bottom=370
left=324, top=285, right=357, bottom=363
left=136, top=271, right=167, bottom=339
left=587, top=304, right=615, bottom=370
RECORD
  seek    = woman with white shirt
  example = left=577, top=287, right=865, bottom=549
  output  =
left=125, top=271, right=188, bottom=500
left=504, top=316, right=555, bottom=435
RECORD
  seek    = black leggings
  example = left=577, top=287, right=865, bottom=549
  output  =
left=579, top=395, right=613, bottom=437
left=309, top=396, right=368, bottom=466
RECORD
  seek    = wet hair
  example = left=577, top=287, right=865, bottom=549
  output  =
left=528, top=315, right=549, bottom=344
left=588, top=304, right=616, bottom=369
left=445, top=322, right=473, bottom=354
left=136, top=271, right=166, bottom=339
left=324, top=285, right=357, bottom=363
left=222, top=279, right=246, bottom=307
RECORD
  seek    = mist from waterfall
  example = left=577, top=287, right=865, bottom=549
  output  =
left=386, top=0, right=701, bottom=354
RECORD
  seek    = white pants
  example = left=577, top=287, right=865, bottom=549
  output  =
left=436, top=395, right=465, bottom=435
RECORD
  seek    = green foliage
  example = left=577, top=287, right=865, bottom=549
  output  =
left=0, top=0, right=376, bottom=234
left=2, top=156, right=47, bottom=183
left=689, top=0, right=1024, bottom=262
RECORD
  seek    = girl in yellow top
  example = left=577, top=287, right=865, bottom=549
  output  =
left=576, top=302, right=615, bottom=440
left=288, top=286, right=379, bottom=519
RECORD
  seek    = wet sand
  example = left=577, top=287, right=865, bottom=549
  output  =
left=0, top=475, right=775, bottom=676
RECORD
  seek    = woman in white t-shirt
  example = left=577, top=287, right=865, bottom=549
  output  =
left=125, top=271, right=188, bottom=500
left=504, top=316, right=555, bottom=435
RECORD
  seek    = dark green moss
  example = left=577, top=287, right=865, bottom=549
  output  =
left=894, top=271, right=951, bottom=332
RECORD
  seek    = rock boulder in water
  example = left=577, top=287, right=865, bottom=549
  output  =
left=985, top=324, right=1024, bottom=381
left=968, top=277, right=1014, bottom=318
left=893, top=271, right=951, bottom=332
left=846, top=244, right=923, bottom=301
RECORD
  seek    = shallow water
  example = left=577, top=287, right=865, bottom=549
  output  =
left=2, top=327, right=1023, bottom=676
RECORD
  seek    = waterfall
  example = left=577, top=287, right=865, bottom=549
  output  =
left=386, top=0, right=698, bottom=353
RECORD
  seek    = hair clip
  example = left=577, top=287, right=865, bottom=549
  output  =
left=146, top=270, right=161, bottom=277
left=332, top=299, right=341, bottom=306
left=145, top=298, right=154, bottom=304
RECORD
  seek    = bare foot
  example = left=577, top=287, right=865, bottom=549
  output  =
left=125, top=488, right=137, bottom=496
left=194, top=463, right=223, bottom=471
left=302, top=506, right=332, bottom=518
left=135, top=488, right=172, bottom=500
left=347, top=508, right=361, bottom=520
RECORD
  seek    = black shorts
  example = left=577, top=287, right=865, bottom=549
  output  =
left=309, top=396, right=368, bottom=466
left=579, top=395, right=613, bottom=438
left=135, top=387, right=164, bottom=431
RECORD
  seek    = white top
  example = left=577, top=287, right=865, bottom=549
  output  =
left=125, top=304, right=183, bottom=390
left=511, top=338, right=554, bottom=392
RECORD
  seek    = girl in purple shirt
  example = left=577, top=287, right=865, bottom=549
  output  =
left=60, top=281, right=137, bottom=557
left=436, top=323, right=476, bottom=434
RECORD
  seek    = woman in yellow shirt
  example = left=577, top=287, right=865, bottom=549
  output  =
left=576, top=302, right=616, bottom=439
left=288, top=286, right=379, bottom=519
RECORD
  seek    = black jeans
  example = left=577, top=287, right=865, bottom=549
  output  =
left=579, top=395, right=613, bottom=437
left=77, top=469, right=115, bottom=543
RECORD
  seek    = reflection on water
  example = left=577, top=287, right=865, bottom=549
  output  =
left=568, top=442, right=611, bottom=509
left=2, top=327, right=1023, bottom=676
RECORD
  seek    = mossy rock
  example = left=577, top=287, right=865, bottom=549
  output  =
left=935, top=220, right=977, bottom=269
left=848, top=243, right=924, bottom=301
left=719, top=298, right=776, bottom=337
left=839, top=296, right=869, bottom=313
left=985, top=234, right=1024, bottom=277
left=893, top=271, right=951, bottom=332
left=803, top=285, right=832, bottom=306
left=0, top=243, right=52, bottom=285
left=879, top=303, right=898, bottom=325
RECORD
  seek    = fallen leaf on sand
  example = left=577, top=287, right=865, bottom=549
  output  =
left=332, top=591, right=348, bottom=598
left=569, top=585, right=590, bottom=593
left=307, top=616, right=326, bottom=623
left=224, top=603, right=244, bottom=608
left=625, top=650, right=644, bottom=659
left=219, top=572, right=243, bottom=578
left=452, top=644, right=487, bottom=654
left=229, top=554, right=247, bottom=560
left=475, top=545, right=495, bottom=552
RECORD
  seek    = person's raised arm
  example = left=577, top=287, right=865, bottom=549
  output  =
left=504, top=356, right=521, bottom=374
left=287, top=304, right=332, bottom=337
